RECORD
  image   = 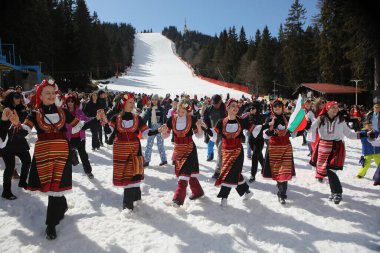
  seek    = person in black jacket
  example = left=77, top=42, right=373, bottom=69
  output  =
left=0, top=90, right=31, bottom=200
left=97, top=90, right=110, bottom=145
left=246, top=102, right=266, bottom=182
left=203, top=95, right=227, bottom=178
left=83, top=92, right=103, bottom=150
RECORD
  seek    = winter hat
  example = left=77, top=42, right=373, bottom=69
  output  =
left=152, top=94, right=159, bottom=100
left=211, top=94, right=222, bottom=104
left=35, top=79, right=59, bottom=108
left=248, top=101, right=261, bottom=112
left=98, top=90, right=105, bottom=96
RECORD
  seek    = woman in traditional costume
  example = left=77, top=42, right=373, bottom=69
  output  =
left=163, top=99, right=204, bottom=206
left=7, top=80, right=104, bottom=240
left=308, top=101, right=367, bottom=204
left=262, top=99, right=295, bottom=204
left=104, top=93, right=167, bottom=211
left=206, top=99, right=261, bottom=207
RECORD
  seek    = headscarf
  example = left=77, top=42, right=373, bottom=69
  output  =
left=35, top=79, right=59, bottom=108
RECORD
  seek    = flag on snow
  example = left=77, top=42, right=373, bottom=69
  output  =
left=288, top=94, right=307, bottom=133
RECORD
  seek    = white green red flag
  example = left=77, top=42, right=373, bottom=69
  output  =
left=288, top=94, right=307, bottom=133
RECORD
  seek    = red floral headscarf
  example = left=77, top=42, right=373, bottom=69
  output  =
left=120, top=92, right=135, bottom=109
left=35, top=79, right=59, bottom=108
left=320, top=101, right=338, bottom=115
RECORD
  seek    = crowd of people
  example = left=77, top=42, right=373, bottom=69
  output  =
left=0, top=80, right=379, bottom=240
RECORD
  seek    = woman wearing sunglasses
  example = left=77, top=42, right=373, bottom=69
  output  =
left=64, top=94, right=94, bottom=179
left=0, top=90, right=30, bottom=200
left=307, top=97, right=327, bottom=182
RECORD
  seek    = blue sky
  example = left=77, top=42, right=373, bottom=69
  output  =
left=86, top=0, right=319, bottom=38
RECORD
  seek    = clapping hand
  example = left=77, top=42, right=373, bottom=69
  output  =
left=9, top=110, right=20, bottom=126
left=158, top=124, right=168, bottom=133
left=196, top=119, right=207, bottom=129
left=1, top=108, right=12, bottom=121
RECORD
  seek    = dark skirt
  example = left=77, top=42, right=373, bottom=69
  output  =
left=215, top=146, right=244, bottom=187
left=173, top=142, right=200, bottom=178
left=113, top=140, right=144, bottom=187
left=262, top=136, right=295, bottom=181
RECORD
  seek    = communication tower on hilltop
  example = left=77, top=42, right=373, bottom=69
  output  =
left=184, top=18, right=189, bottom=34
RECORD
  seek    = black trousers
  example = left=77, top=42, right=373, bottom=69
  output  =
left=249, top=140, right=264, bottom=178
left=123, top=187, right=141, bottom=209
left=90, top=124, right=101, bottom=149
left=103, top=125, right=108, bottom=142
left=217, top=183, right=249, bottom=199
left=70, top=138, right=92, bottom=174
left=277, top=181, right=288, bottom=199
left=98, top=125, right=104, bottom=144
left=327, top=169, right=342, bottom=194
left=2, top=151, right=31, bottom=192
left=46, top=196, right=68, bottom=226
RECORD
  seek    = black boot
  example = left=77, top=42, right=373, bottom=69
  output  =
left=46, top=225, right=57, bottom=240
left=123, top=188, right=135, bottom=210
left=333, top=193, right=342, bottom=204
left=2, top=183, right=17, bottom=200
left=278, top=196, right=286, bottom=204
left=134, top=187, right=141, bottom=202
left=277, top=181, right=288, bottom=204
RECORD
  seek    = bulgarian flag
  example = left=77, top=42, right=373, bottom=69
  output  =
left=288, top=94, right=307, bottom=133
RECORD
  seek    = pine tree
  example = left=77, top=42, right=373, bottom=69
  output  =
left=282, top=0, right=307, bottom=87
left=73, top=0, right=94, bottom=73
left=256, top=26, right=275, bottom=93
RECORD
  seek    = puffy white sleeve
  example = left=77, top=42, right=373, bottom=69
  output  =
left=342, top=122, right=359, bottom=140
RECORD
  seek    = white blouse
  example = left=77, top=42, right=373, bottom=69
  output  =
left=310, top=116, right=358, bottom=141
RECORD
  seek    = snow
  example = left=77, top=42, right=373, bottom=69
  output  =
left=102, top=33, right=249, bottom=98
left=1, top=33, right=379, bottom=253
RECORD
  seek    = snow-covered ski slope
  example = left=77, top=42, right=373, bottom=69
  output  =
left=0, top=32, right=379, bottom=253
left=104, top=33, right=249, bottom=98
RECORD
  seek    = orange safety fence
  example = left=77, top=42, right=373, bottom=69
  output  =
left=176, top=54, right=249, bottom=94
left=198, top=75, right=249, bottom=93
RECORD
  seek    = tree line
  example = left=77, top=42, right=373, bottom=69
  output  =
left=162, top=0, right=380, bottom=95
left=0, top=0, right=135, bottom=91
